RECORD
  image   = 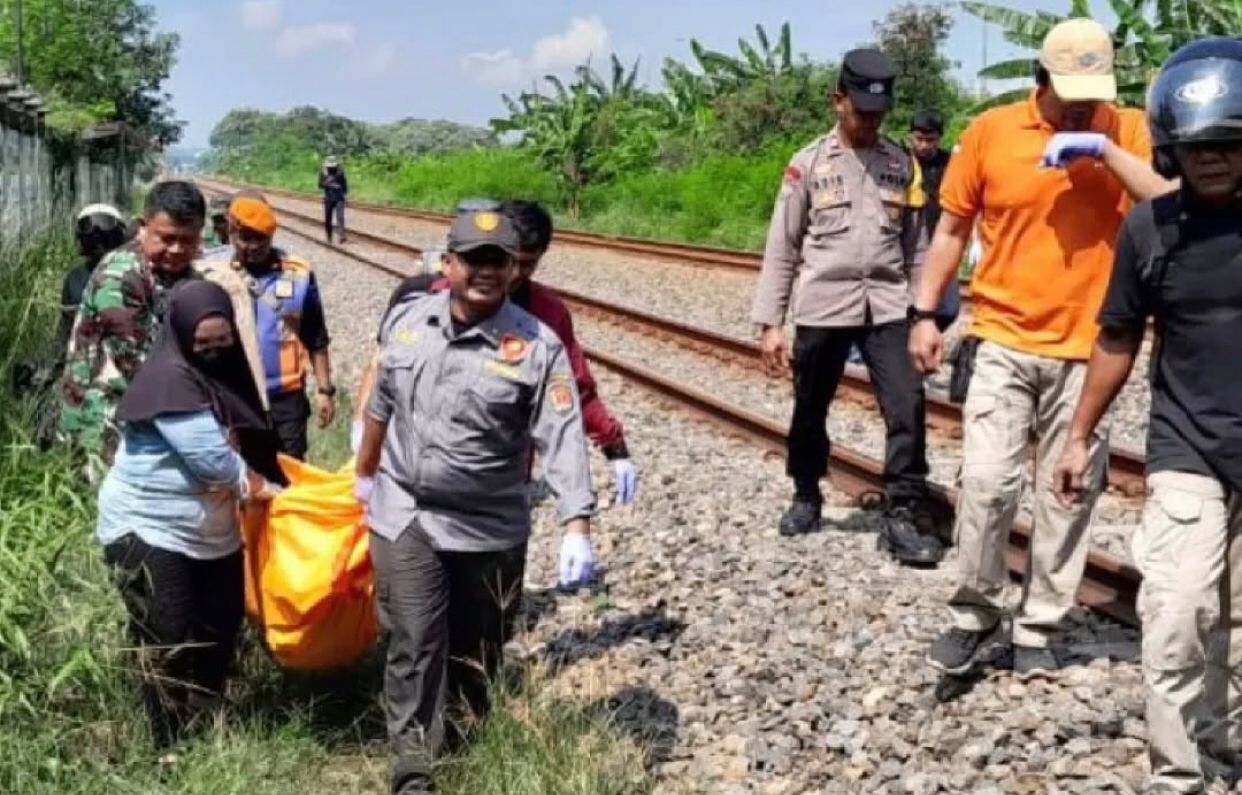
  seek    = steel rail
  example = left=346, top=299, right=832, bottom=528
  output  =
left=218, top=189, right=1147, bottom=497
left=202, top=184, right=1141, bottom=628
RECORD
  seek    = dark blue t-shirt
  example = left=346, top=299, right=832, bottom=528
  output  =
left=1099, top=192, right=1242, bottom=492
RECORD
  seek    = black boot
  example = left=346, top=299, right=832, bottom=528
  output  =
left=779, top=498, right=822, bottom=536
left=878, top=499, right=944, bottom=566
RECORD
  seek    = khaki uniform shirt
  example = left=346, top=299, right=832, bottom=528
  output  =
left=751, top=129, right=928, bottom=328
left=367, top=292, right=595, bottom=551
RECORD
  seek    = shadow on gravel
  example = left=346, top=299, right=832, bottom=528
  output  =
left=592, top=685, right=680, bottom=770
left=542, top=603, right=687, bottom=671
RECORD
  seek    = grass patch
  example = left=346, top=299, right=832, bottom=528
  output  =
left=0, top=225, right=656, bottom=794
left=210, top=139, right=798, bottom=251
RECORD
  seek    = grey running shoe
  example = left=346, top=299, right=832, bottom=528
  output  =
left=928, top=623, right=1009, bottom=675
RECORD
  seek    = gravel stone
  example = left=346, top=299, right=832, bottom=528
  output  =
left=244, top=193, right=1160, bottom=795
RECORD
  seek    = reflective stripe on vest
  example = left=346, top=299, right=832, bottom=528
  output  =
left=254, top=259, right=312, bottom=396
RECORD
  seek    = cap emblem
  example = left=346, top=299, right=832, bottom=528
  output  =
left=1175, top=74, right=1227, bottom=105
left=869, top=82, right=885, bottom=94
left=474, top=211, right=500, bottom=232
left=1077, top=51, right=1102, bottom=69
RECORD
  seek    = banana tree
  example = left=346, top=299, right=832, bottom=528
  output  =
left=961, top=0, right=1242, bottom=110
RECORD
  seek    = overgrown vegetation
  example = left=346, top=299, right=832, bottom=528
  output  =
left=0, top=0, right=181, bottom=143
left=0, top=228, right=653, bottom=793
left=964, top=0, right=1242, bottom=109
left=208, top=11, right=969, bottom=249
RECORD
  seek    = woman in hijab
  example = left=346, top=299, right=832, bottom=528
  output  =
left=96, top=280, right=281, bottom=748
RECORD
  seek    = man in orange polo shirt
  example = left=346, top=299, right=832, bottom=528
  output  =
left=909, top=19, right=1175, bottom=678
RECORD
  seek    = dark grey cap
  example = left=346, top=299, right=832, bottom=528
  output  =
left=840, top=48, right=897, bottom=112
left=447, top=209, right=521, bottom=256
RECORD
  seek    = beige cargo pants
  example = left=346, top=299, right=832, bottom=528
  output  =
left=949, top=340, right=1109, bottom=648
left=1135, top=471, right=1242, bottom=793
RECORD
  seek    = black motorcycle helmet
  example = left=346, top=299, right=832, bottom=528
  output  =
left=75, top=204, right=127, bottom=262
left=1148, top=37, right=1242, bottom=178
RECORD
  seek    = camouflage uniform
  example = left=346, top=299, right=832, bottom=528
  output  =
left=58, top=242, right=199, bottom=462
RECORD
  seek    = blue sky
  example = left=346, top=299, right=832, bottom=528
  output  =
left=152, top=0, right=1074, bottom=147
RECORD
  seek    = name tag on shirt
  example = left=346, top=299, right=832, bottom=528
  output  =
left=274, top=279, right=294, bottom=299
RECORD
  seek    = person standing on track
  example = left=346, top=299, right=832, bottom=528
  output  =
left=907, top=110, right=960, bottom=332
left=909, top=19, right=1174, bottom=678
left=752, top=48, right=943, bottom=566
left=201, top=194, right=231, bottom=254
left=354, top=207, right=596, bottom=795
left=319, top=155, right=348, bottom=244
left=201, top=196, right=336, bottom=460
left=1053, top=38, right=1242, bottom=793
left=59, top=181, right=206, bottom=465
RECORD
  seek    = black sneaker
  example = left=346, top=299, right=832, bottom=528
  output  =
left=928, top=623, right=1008, bottom=675
left=1012, top=645, right=1059, bottom=680
left=779, top=499, right=822, bottom=536
left=879, top=502, right=945, bottom=566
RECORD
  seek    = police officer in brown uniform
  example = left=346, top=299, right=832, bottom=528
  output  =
left=752, top=49, right=941, bottom=565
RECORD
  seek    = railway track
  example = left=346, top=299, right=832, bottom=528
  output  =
left=200, top=183, right=1142, bottom=627
left=224, top=192, right=1148, bottom=498
left=200, top=176, right=1159, bottom=346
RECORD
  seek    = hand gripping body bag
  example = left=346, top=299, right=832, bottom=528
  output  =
left=242, top=456, right=377, bottom=670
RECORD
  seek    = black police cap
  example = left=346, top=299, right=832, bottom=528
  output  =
left=839, top=48, right=897, bottom=113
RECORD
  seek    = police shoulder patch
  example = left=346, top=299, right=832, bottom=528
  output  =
left=281, top=255, right=312, bottom=274
left=549, top=382, right=575, bottom=413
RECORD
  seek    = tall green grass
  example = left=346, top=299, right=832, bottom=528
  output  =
left=0, top=223, right=653, bottom=794
left=211, top=139, right=797, bottom=251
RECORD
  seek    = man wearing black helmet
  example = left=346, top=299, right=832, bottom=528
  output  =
left=58, top=204, right=128, bottom=360
left=752, top=48, right=942, bottom=566
left=1054, top=37, right=1242, bottom=794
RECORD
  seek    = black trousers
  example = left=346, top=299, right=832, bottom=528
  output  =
left=269, top=390, right=310, bottom=461
left=324, top=198, right=346, bottom=241
left=788, top=321, right=929, bottom=502
left=103, top=534, right=244, bottom=748
left=371, top=523, right=527, bottom=793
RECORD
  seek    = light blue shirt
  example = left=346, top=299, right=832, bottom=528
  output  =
left=96, top=410, right=248, bottom=560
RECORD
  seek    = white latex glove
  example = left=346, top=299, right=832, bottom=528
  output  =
left=349, top=419, right=364, bottom=454
left=558, top=532, right=596, bottom=589
left=354, top=475, right=374, bottom=505
left=1040, top=132, right=1106, bottom=168
left=613, top=459, right=638, bottom=506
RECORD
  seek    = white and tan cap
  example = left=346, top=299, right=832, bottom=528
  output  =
left=1040, top=18, right=1117, bottom=102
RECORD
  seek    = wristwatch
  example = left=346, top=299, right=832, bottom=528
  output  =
left=907, top=306, right=939, bottom=324
left=317, top=384, right=337, bottom=398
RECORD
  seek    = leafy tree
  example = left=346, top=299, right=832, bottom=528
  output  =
left=963, top=0, right=1242, bottom=109
left=872, top=4, right=969, bottom=134
left=0, top=0, right=181, bottom=143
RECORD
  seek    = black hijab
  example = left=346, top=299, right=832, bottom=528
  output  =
left=118, top=281, right=268, bottom=432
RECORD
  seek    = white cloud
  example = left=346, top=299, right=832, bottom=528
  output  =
left=462, top=48, right=526, bottom=86
left=462, top=17, right=611, bottom=86
left=241, top=0, right=281, bottom=31
left=531, top=17, right=610, bottom=70
left=275, top=22, right=357, bottom=59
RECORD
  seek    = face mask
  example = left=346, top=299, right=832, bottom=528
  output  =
left=195, top=347, right=229, bottom=370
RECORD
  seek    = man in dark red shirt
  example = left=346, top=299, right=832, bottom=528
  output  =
left=354, top=200, right=638, bottom=507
